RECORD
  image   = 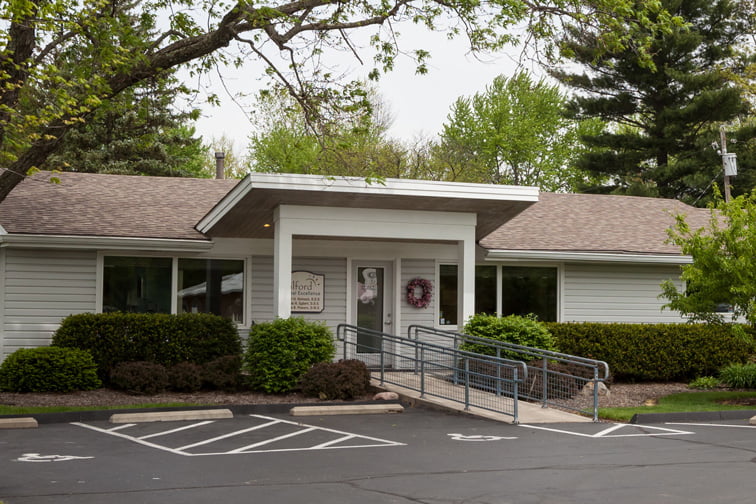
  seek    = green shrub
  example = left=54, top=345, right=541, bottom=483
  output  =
left=689, top=376, right=720, bottom=390
left=300, top=359, right=371, bottom=400
left=461, top=314, right=558, bottom=360
left=545, top=322, right=755, bottom=382
left=52, top=312, right=242, bottom=380
left=0, top=347, right=101, bottom=393
left=110, top=361, right=169, bottom=395
left=719, top=363, right=756, bottom=389
left=202, top=355, right=243, bottom=391
left=244, top=317, right=335, bottom=393
left=168, top=362, right=204, bottom=392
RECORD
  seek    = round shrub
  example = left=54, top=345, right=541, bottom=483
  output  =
left=0, top=347, right=101, bottom=393
left=719, top=363, right=756, bottom=389
left=300, top=359, right=371, bottom=400
left=168, top=362, right=204, bottom=392
left=461, top=314, right=558, bottom=361
left=110, top=361, right=169, bottom=395
left=202, top=355, right=243, bottom=391
left=245, top=317, right=336, bottom=393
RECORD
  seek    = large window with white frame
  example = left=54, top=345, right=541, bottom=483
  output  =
left=102, top=256, right=245, bottom=323
left=474, top=265, right=558, bottom=322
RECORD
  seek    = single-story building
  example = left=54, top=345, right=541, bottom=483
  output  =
left=0, top=171, right=709, bottom=361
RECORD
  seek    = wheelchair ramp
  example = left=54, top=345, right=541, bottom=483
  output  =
left=371, top=373, right=592, bottom=424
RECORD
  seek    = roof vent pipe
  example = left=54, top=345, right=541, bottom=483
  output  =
left=214, top=151, right=225, bottom=179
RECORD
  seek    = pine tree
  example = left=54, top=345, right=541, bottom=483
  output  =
left=552, top=0, right=755, bottom=204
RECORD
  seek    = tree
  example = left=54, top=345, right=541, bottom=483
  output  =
left=552, top=0, right=756, bottom=204
left=661, top=190, right=756, bottom=326
left=42, top=78, right=209, bottom=178
left=0, top=0, right=684, bottom=201
left=247, top=86, right=418, bottom=179
left=432, top=72, right=603, bottom=191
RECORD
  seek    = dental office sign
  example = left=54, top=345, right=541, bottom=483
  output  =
left=291, top=271, right=325, bottom=313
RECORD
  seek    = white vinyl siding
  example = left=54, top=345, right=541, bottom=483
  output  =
left=2, top=248, right=97, bottom=359
left=250, top=255, right=274, bottom=324
left=562, top=263, right=685, bottom=323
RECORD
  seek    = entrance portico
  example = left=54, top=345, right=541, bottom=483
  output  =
left=196, top=173, right=538, bottom=333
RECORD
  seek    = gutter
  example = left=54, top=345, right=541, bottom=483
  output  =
left=0, top=233, right=214, bottom=252
left=484, top=249, right=692, bottom=265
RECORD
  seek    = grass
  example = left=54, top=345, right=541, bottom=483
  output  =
left=598, top=390, right=756, bottom=422
left=0, top=402, right=204, bottom=416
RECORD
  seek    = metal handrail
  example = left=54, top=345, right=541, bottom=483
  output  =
left=408, top=325, right=610, bottom=421
left=336, top=324, right=526, bottom=422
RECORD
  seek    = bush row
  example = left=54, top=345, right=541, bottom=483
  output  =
left=109, top=356, right=243, bottom=394
left=544, top=322, right=755, bottom=382
left=52, top=312, right=242, bottom=380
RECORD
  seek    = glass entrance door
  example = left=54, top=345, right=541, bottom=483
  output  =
left=352, top=262, right=393, bottom=365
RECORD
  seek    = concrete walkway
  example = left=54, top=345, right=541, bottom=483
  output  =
left=371, top=373, right=593, bottom=424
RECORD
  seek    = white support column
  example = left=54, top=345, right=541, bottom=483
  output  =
left=458, top=230, right=476, bottom=327
left=272, top=208, right=293, bottom=319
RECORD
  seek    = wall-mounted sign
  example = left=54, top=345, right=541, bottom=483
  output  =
left=291, top=271, right=325, bottom=313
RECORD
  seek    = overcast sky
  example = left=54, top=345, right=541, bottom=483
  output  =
left=185, top=27, right=543, bottom=155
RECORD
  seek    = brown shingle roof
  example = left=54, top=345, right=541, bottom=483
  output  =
left=479, top=192, right=712, bottom=255
left=0, top=171, right=238, bottom=240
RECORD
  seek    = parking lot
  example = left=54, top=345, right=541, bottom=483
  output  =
left=2, top=407, right=756, bottom=503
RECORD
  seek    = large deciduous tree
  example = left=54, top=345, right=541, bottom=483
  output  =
left=552, top=0, right=755, bottom=204
left=661, top=190, right=756, bottom=326
left=432, top=72, right=603, bottom=191
left=0, top=0, right=682, bottom=200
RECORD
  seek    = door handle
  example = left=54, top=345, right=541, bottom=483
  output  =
left=384, top=313, right=392, bottom=326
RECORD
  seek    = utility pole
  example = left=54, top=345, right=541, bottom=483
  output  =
left=719, top=126, right=738, bottom=203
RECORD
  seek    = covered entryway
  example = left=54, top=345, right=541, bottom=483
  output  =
left=196, top=174, right=539, bottom=332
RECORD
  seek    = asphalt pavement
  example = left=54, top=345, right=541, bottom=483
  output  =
left=2, top=405, right=755, bottom=503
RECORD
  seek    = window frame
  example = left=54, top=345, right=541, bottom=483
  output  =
left=476, top=262, right=562, bottom=322
left=96, top=252, right=251, bottom=327
left=435, top=262, right=459, bottom=329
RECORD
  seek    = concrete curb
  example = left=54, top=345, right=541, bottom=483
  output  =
left=290, top=404, right=404, bottom=416
left=0, top=401, right=401, bottom=425
left=110, top=408, right=233, bottom=423
left=630, top=409, right=756, bottom=424
left=0, top=417, right=38, bottom=429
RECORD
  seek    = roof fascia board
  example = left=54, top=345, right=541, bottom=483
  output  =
left=196, top=173, right=539, bottom=234
left=485, top=249, right=692, bottom=265
left=196, top=176, right=254, bottom=234
left=0, top=233, right=214, bottom=252
left=249, top=172, right=540, bottom=201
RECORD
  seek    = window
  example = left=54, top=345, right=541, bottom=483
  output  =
left=178, top=259, right=244, bottom=323
left=103, top=257, right=172, bottom=313
left=474, top=265, right=497, bottom=315
left=102, top=256, right=245, bottom=323
left=501, top=266, right=557, bottom=322
left=438, top=264, right=458, bottom=326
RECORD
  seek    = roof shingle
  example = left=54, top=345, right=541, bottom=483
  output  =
left=0, top=171, right=238, bottom=240
left=479, top=192, right=711, bottom=255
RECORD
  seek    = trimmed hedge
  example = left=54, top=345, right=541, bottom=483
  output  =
left=544, top=322, right=755, bottom=382
left=462, top=314, right=558, bottom=360
left=51, top=312, right=242, bottom=380
left=245, top=317, right=336, bottom=393
left=0, top=347, right=101, bottom=393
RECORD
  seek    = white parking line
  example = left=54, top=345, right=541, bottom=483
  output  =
left=73, top=414, right=405, bottom=456
left=138, top=420, right=216, bottom=440
left=667, top=422, right=756, bottom=429
left=176, top=420, right=281, bottom=450
left=228, top=426, right=317, bottom=453
left=520, top=423, right=695, bottom=438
